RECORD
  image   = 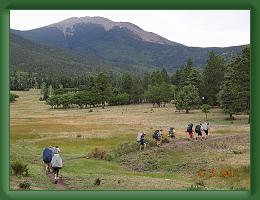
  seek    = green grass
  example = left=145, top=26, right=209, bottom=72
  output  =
left=10, top=90, right=250, bottom=190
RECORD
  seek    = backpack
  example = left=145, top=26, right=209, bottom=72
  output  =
left=43, top=147, right=53, bottom=162
left=153, top=130, right=160, bottom=139
left=51, top=154, right=62, bottom=168
left=187, top=123, right=193, bottom=132
left=136, top=133, right=143, bottom=142
left=195, top=125, right=201, bottom=133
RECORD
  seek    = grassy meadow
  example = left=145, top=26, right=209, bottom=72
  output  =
left=10, top=89, right=250, bottom=190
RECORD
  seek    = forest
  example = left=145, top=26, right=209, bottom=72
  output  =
left=10, top=46, right=250, bottom=120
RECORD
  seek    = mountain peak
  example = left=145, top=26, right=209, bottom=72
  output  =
left=48, top=16, right=180, bottom=46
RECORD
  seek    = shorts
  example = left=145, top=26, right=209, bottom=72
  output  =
left=43, top=160, right=51, bottom=164
left=140, top=140, right=146, bottom=145
left=188, top=131, right=193, bottom=138
left=204, top=130, right=208, bottom=135
left=52, top=167, right=61, bottom=175
left=196, top=131, right=202, bottom=136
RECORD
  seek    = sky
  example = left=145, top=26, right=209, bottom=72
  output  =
left=10, top=10, right=250, bottom=47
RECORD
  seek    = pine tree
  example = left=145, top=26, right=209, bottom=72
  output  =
left=202, top=51, right=225, bottom=106
left=175, top=84, right=201, bottom=113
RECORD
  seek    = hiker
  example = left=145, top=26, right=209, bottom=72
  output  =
left=51, top=149, right=63, bottom=184
left=139, top=132, right=147, bottom=151
left=201, top=122, right=209, bottom=138
left=168, top=127, right=176, bottom=143
left=153, top=129, right=163, bottom=146
left=43, top=146, right=54, bottom=174
left=195, top=124, right=203, bottom=140
left=53, top=145, right=61, bottom=154
left=186, top=123, right=194, bottom=140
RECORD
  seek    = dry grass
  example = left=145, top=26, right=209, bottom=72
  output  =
left=10, top=89, right=250, bottom=190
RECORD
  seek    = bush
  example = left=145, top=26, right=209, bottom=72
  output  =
left=19, top=180, right=31, bottom=189
left=162, top=138, right=170, bottom=143
left=89, top=109, right=93, bottom=112
left=10, top=93, right=19, bottom=103
left=11, top=161, right=29, bottom=176
left=88, top=148, right=107, bottom=160
left=94, top=178, right=101, bottom=186
left=76, top=133, right=82, bottom=138
left=187, top=180, right=206, bottom=190
left=110, top=142, right=139, bottom=158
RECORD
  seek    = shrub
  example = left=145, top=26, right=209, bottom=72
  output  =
left=89, top=109, right=93, bottom=112
left=187, top=180, right=206, bottom=190
left=162, top=138, right=170, bottom=143
left=76, top=133, right=82, bottom=138
left=88, top=148, right=107, bottom=160
left=19, top=180, right=31, bottom=189
left=94, top=178, right=101, bottom=186
left=10, top=93, right=19, bottom=103
left=110, top=142, right=139, bottom=158
left=11, top=161, right=29, bottom=176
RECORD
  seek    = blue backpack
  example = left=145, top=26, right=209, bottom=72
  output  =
left=43, top=148, right=53, bottom=162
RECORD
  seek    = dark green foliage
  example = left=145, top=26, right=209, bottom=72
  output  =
left=10, top=71, right=33, bottom=91
left=11, top=161, right=29, bottom=176
left=12, top=25, right=244, bottom=74
left=109, top=93, right=130, bottom=106
left=218, top=46, right=250, bottom=120
left=175, top=84, right=201, bottom=113
left=202, top=51, right=225, bottom=105
left=95, top=73, right=112, bottom=108
left=144, top=83, right=173, bottom=107
left=173, top=59, right=201, bottom=89
left=19, top=180, right=31, bottom=190
left=10, top=93, right=19, bottom=103
left=201, top=104, right=210, bottom=120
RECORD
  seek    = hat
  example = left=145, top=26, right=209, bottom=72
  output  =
left=143, top=132, right=146, bottom=135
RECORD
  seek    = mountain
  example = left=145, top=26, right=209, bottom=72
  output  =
left=12, top=16, right=246, bottom=73
left=11, top=33, right=156, bottom=76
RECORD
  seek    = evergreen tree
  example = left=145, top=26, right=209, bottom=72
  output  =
left=218, top=46, right=250, bottom=120
left=175, top=84, right=201, bottom=113
left=95, top=73, right=112, bottom=108
left=202, top=51, right=225, bottom=105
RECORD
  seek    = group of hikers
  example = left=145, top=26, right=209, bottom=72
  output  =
left=137, top=122, right=209, bottom=150
left=42, top=122, right=209, bottom=184
left=42, top=146, right=63, bottom=184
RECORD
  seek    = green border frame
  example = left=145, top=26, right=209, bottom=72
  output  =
left=0, top=0, right=259, bottom=199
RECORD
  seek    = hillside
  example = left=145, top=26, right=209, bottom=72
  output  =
left=10, top=33, right=157, bottom=76
left=12, top=16, right=245, bottom=73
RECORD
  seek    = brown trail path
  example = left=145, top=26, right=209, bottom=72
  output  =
left=46, top=171, right=67, bottom=190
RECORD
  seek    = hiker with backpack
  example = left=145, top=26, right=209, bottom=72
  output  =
left=51, top=149, right=63, bottom=184
left=137, top=132, right=147, bottom=151
left=153, top=129, right=163, bottom=146
left=186, top=123, right=194, bottom=140
left=53, top=145, right=61, bottom=154
left=201, top=122, right=209, bottom=138
left=43, top=146, right=54, bottom=174
left=168, top=127, right=176, bottom=144
left=195, top=124, right=203, bottom=140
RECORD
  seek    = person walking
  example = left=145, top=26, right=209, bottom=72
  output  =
left=201, top=122, right=209, bottom=139
left=139, top=132, right=147, bottom=151
left=43, top=146, right=54, bottom=174
left=51, top=149, right=63, bottom=184
left=195, top=124, right=203, bottom=140
left=186, top=123, right=194, bottom=140
left=168, top=127, right=176, bottom=144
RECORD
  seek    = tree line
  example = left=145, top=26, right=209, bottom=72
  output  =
left=10, top=46, right=250, bottom=120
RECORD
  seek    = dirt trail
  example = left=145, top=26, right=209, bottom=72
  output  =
left=43, top=133, right=248, bottom=189
left=46, top=172, right=68, bottom=190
